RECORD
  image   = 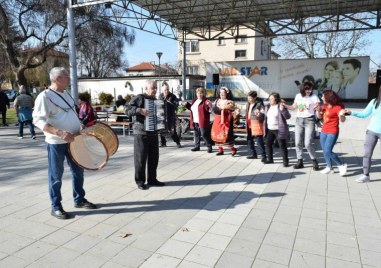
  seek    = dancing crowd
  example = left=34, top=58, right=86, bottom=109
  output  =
left=178, top=81, right=381, bottom=185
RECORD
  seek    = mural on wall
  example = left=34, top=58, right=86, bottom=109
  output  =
left=206, top=57, right=369, bottom=99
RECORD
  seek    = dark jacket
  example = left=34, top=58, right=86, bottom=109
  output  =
left=125, top=93, right=157, bottom=135
left=245, top=98, right=265, bottom=133
left=185, top=97, right=211, bottom=129
left=0, top=91, right=10, bottom=110
left=159, top=92, right=178, bottom=128
left=264, top=104, right=291, bottom=140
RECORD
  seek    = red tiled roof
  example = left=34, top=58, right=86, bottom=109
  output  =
left=127, top=62, right=157, bottom=71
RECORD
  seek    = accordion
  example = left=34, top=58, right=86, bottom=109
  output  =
left=144, top=99, right=168, bottom=132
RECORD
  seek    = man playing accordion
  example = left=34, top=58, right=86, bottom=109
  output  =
left=125, top=80, right=166, bottom=190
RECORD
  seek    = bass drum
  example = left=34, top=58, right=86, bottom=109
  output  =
left=69, top=122, right=119, bottom=170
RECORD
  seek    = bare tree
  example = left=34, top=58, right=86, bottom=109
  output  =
left=0, top=1, right=134, bottom=85
left=76, top=21, right=134, bottom=77
left=274, top=17, right=370, bottom=59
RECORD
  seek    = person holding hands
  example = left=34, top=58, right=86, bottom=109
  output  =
left=245, top=90, right=266, bottom=161
left=315, top=89, right=347, bottom=176
left=285, top=81, right=320, bottom=170
left=263, top=92, right=291, bottom=167
left=181, top=87, right=213, bottom=153
left=343, top=86, right=381, bottom=182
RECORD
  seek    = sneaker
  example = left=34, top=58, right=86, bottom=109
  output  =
left=355, top=174, right=370, bottom=183
left=51, top=208, right=70, bottom=220
left=176, top=143, right=182, bottom=148
left=338, top=164, right=347, bottom=177
left=320, top=167, right=334, bottom=174
left=74, top=200, right=97, bottom=209
left=31, top=136, right=36, bottom=140
left=17, top=136, right=23, bottom=139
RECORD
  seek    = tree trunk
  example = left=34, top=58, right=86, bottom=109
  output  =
left=15, top=68, right=28, bottom=88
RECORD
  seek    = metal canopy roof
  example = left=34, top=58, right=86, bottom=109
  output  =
left=72, top=0, right=381, bottom=40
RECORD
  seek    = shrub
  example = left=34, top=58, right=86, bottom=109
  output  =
left=79, top=91, right=91, bottom=102
left=98, top=92, right=114, bottom=105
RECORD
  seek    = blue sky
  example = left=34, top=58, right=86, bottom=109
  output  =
left=125, top=29, right=381, bottom=71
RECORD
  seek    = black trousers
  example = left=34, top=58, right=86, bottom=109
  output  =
left=265, top=129, right=288, bottom=162
left=160, top=122, right=180, bottom=145
left=193, top=123, right=212, bottom=148
left=1, top=108, right=7, bottom=125
left=134, top=134, right=159, bottom=185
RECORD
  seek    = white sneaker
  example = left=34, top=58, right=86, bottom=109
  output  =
left=355, top=174, right=370, bottom=183
left=338, top=164, right=347, bottom=177
left=320, top=167, right=334, bottom=174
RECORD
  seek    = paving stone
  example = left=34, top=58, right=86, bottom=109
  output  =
left=326, top=257, right=362, bottom=268
left=293, top=237, right=325, bottom=256
left=252, top=258, right=288, bottom=267
left=139, top=253, right=182, bottom=268
left=111, top=246, right=153, bottom=267
left=224, top=237, right=260, bottom=258
left=208, top=222, right=240, bottom=237
left=289, top=250, right=325, bottom=268
left=215, top=251, right=254, bottom=268
left=13, top=240, right=57, bottom=262
left=326, top=243, right=361, bottom=263
left=157, top=239, right=194, bottom=259
left=184, top=245, right=222, bottom=267
left=197, top=233, right=232, bottom=251
left=256, top=244, right=292, bottom=266
left=327, top=231, right=358, bottom=248
left=263, top=231, right=296, bottom=249
left=360, top=248, right=381, bottom=267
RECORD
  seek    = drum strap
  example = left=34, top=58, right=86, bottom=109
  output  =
left=48, top=89, right=79, bottom=119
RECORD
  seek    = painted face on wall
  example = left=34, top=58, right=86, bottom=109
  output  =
left=324, top=64, right=337, bottom=80
left=329, top=71, right=344, bottom=88
left=342, top=63, right=360, bottom=84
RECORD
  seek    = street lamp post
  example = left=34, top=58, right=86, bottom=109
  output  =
left=156, top=52, right=163, bottom=78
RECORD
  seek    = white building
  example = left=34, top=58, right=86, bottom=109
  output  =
left=178, top=28, right=274, bottom=76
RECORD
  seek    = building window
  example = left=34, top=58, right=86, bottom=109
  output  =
left=187, top=66, right=199, bottom=75
left=235, top=35, right=247, bottom=44
left=218, top=37, right=225, bottom=45
left=235, top=50, right=246, bottom=58
left=185, top=40, right=199, bottom=53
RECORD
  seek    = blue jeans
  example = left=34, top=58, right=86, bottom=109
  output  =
left=19, top=120, right=35, bottom=137
left=47, top=143, right=85, bottom=211
left=295, top=117, right=316, bottom=160
left=319, top=132, right=343, bottom=168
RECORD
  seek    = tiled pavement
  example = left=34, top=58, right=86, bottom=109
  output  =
left=0, top=102, right=381, bottom=268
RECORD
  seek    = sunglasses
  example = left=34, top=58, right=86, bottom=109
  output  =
left=304, top=87, right=312, bottom=90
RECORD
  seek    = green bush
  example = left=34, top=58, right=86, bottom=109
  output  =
left=79, top=91, right=91, bottom=102
left=98, top=92, right=114, bottom=105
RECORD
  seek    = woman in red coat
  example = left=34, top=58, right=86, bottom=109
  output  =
left=78, top=95, right=96, bottom=127
left=181, top=87, right=213, bottom=153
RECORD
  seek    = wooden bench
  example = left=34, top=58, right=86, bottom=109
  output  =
left=104, top=121, right=133, bottom=136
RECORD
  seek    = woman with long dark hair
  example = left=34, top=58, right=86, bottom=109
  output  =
left=344, top=86, right=381, bottom=182
left=315, top=90, right=347, bottom=176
